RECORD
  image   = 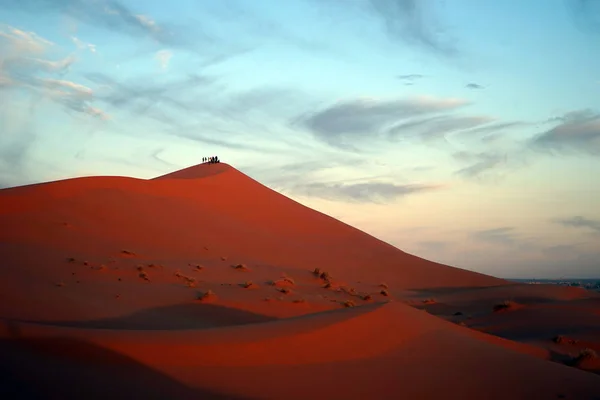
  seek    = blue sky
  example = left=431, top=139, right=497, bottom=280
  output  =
left=1, top=0, right=599, bottom=278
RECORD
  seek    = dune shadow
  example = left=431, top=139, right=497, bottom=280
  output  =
left=549, top=349, right=576, bottom=366
left=0, top=336, right=256, bottom=400
left=409, top=286, right=581, bottom=306
left=475, top=325, right=600, bottom=342
left=25, top=303, right=279, bottom=330
left=406, top=285, right=510, bottom=295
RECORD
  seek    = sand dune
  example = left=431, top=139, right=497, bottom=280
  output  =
left=1, top=162, right=599, bottom=399
left=1, top=302, right=599, bottom=399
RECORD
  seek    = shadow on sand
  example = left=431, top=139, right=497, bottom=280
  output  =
left=0, top=335, right=257, bottom=400
left=20, top=303, right=279, bottom=330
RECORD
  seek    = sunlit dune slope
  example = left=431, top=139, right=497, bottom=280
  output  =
left=0, top=162, right=504, bottom=294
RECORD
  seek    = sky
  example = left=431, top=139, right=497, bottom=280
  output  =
left=1, top=0, right=599, bottom=279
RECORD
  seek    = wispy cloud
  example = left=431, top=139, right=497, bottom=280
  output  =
left=409, top=165, right=435, bottom=172
left=2, top=0, right=199, bottom=49
left=397, top=74, right=424, bottom=81
left=417, top=240, right=448, bottom=251
left=174, top=130, right=287, bottom=154
left=71, top=36, right=96, bottom=53
left=471, top=227, right=518, bottom=246
left=397, top=74, right=424, bottom=85
left=542, top=244, right=581, bottom=258
left=389, top=115, right=494, bottom=141
left=0, top=24, right=109, bottom=120
left=553, top=216, right=600, bottom=234
left=290, top=181, right=441, bottom=203
left=36, top=78, right=110, bottom=119
left=297, top=96, right=468, bottom=149
left=84, top=72, right=313, bottom=136
left=530, top=109, right=600, bottom=155
left=566, top=0, right=600, bottom=36
left=453, top=151, right=507, bottom=178
left=461, top=121, right=527, bottom=138
left=84, top=72, right=211, bottom=122
left=246, top=155, right=379, bottom=190
left=465, top=83, right=484, bottom=89
left=0, top=128, right=34, bottom=172
left=367, top=0, right=459, bottom=57
left=0, top=101, right=37, bottom=188
left=223, top=0, right=336, bottom=55
left=148, top=147, right=178, bottom=168
left=155, top=49, right=173, bottom=70
left=7, top=55, right=77, bottom=76
left=0, top=23, right=53, bottom=53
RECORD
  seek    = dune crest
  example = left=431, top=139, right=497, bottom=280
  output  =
left=153, top=162, right=232, bottom=180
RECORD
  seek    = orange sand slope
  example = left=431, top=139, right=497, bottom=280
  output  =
left=1, top=162, right=599, bottom=399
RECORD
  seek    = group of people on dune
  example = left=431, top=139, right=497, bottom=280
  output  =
left=203, top=156, right=220, bottom=164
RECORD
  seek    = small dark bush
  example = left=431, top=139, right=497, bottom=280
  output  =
left=343, top=300, right=355, bottom=308
left=197, top=289, right=215, bottom=301
left=232, top=263, right=249, bottom=271
left=493, top=300, right=518, bottom=312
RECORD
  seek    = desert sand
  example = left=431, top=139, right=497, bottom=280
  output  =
left=1, top=162, right=599, bottom=399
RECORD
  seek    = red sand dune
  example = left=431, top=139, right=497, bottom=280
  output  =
left=1, top=162, right=599, bottom=399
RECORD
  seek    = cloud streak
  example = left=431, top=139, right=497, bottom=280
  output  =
left=6, top=55, right=76, bottom=77
left=84, top=72, right=212, bottom=122
left=71, top=36, right=96, bottom=53
left=1, top=0, right=199, bottom=49
left=396, top=74, right=424, bottom=82
left=367, top=0, right=459, bottom=57
left=461, top=121, right=527, bottom=137
left=553, top=216, right=600, bottom=234
left=0, top=24, right=109, bottom=120
left=0, top=23, right=53, bottom=53
left=530, top=109, right=600, bottom=156
left=466, top=83, right=484, bottom=89
left=290, top=181, right=441, bottom=203
left=397, top=74, right=424, bottom=85
left=397, top=74, right=424, bottom=81
left=389, top=115, right=494, bottom=140
left=453, top=151, right=507, bottom=178
left=471, top=227, right=518, bottom=246
left=297, top=96, right=468, bottom=149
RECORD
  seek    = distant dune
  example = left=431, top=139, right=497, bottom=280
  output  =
left=1, top=162, right=599, bottom=399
